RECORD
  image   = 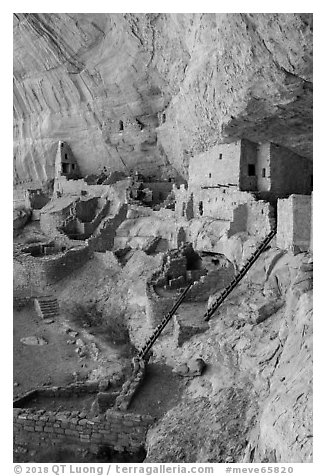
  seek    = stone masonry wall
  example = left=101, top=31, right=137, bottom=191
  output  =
left=173, top=184, right=189, bottom=219
left=188, top=141, right=242, bottom=188
left=146, top=182, right=173, bottom=204
left=14, top=384, right=154, bottom=456
left=239, top=138, right=258, bottom=191
left=277, top=194, right=312, bottom=251
left=145, top=283, right=174, bottom=330
left=192, top=188, right=258, bottom=221
left=88, top=204, right=128, bottom=252
left=13, top=244, right=91, bottom=295
left=114, top=358, right=146, bottom=411
left=14, top=188, right=31, bottom=210
left=14, top=387, right=153, bottom=457
left=173, top=183, right=274, bottom=241
left=40, top=198, right=76, bottom=236
left=41, top=244, right=91, bottom=283
left=256, top=143, right=272, bottom=192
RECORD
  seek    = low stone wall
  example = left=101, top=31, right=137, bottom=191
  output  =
left=13, top=383, right=154, bottom=457
left=185, top=265, right=235, bottom=302
left=145, top=283, right=175, bottom=329
left=14, top=188, right=31, bottom=210
left=174, top=184, right=275, bottom=242
left=114, top=358, right=146, bottom=411
left=145, top=181, right=173, bottom=204
left=88, top=204, right=128, bottom=252
left=14, top=408, right=152, bottom=456
left=13, top=295, right=32, bottom=310
left=13, top=244, right=91, bottom=295
left=173, top=315, right=209, bottom=347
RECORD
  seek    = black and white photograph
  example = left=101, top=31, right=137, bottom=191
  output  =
left=11, top=6, right=316, bottom=469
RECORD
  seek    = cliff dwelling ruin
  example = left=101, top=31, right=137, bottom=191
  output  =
left=13, top=12, right=313, bottom=466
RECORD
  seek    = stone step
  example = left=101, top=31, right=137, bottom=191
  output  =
left=41, top=309, right=59, bottom=315
left=35, top=296, right=60, bottom=320
left=39, top=304, right=59, bottom=310
left=39, top=308, right=59, bottom=313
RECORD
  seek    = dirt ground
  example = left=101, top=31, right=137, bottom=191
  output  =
left=13, top=304, right=100, bottom=398
left=128, top=363, right=185, bottom=418
left=13, top=304, right=186, bottom=419
left=13, top=227, right=187, bottom=430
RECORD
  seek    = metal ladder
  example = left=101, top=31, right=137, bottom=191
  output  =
left=137, top=228, right=276, bottom=358
left=203, top=228, right=277, bottom=322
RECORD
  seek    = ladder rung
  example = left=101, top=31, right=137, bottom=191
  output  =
left=202, top=230, right=276, bottom=322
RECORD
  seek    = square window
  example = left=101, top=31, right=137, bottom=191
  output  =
left=248, top=164, right=256, bottom=176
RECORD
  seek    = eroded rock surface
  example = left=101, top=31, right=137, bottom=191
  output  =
left=14, top=13, right=312, bottom=187
left=145, top=250, right=313, bottom=463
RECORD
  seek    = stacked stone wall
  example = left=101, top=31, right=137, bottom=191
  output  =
left=188, top=141, right=242, bottom=188
left=191, top=187, right=254, bottom=221
left=14, top=188, right=31, bottom=210
left=14, top=406, right=152, bottom=456
left=13, top=245, right=91, bottom=296
left=277, top=194, right=312, bottom=251
left=173, top=184, right=189, bottom=218
left=13, top=383, right=153, bottom=456
left=114, top=358, right=146, bottom=411
left=88, top=204, right=128, bottom=252
left=145, top=182, right=173, bottom=204
left=239, top=138, right=258, bottom=191
left=145, top=284, right=174, bottom=329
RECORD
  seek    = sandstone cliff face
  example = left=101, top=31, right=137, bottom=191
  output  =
left=14, top=13, right=312, bottom=187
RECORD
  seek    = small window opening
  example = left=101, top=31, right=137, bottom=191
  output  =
left=119, top=120, right=124, bottom=131
left=209, top=173, right=212, bottom=178
left=64, top=153, right=68, bottom=161
left=248, top=164, right=256, bottom=176
left=162, top=113, right=166, bottom=124
left=262, top=168, right=266, bottom=178
left=136, top=118, right=144, bottom=130
left=199, top=201, right=203, bottom=216
left=219, top=154, right=223, bottom=160
left=71, top=164, right=75, bottom=170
